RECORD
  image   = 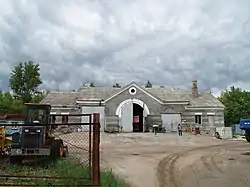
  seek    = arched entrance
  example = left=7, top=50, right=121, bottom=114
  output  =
left=133, top=103, right=143, bottom=132
left=115, top=99, right=150, bottom=132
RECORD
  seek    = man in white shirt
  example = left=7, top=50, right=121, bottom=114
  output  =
left=153, top=124, right=158, bottom=135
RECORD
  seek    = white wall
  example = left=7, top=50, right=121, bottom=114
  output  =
left=161, top=114, right=181, bottom=132
left=216, top=127, right=233, bottom=139
left=81, top=106, right=105, bottom=132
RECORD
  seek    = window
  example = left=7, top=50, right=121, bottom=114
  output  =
left=62, top=115, right=69, bottom=124
left=26, top=108, right=47, bottom=123
left=195, top=115, right=202, bottom=124
left=50, top=116, right=56, bottom=124
left=129, top=87, right=137, bottom=95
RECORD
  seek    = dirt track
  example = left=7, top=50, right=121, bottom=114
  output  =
left=61, top=132, right=250, bottom=187
left=98, top=133, right=250, bottom=187
left=157, top=143, right=250, bottom=187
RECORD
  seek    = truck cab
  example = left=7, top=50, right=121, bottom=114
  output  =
left=239, top=118, right=250, bottom=142
left=10, top=103, right=67, bottom=164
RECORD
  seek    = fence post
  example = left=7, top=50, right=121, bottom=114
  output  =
left=92, top=113, right=100, bottom=186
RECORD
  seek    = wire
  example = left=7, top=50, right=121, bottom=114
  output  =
left=52, top=132, right=106, bottom=163
left=52, top=133, right=89, bottom=152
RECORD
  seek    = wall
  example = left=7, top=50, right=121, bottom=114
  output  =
left=81, top=106, right=105, bottom=132
left=105, top=116, right=120, bottom=132
left=105, top=86, right=162, bottom=116
left=145, top=115, right=162, bottom=131
left=50, top=107, right=81, bottom=124
left=216, top=127, right=233, bottom=139
left=181, top=109, right=224, bottom=128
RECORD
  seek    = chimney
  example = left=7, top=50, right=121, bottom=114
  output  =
left=192, top=80, right=198, bottom=98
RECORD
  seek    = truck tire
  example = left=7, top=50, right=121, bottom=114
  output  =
left=10, top=156, right=22, bottom=164
left=246, top=136, right=250, bottom=142
left=50, top=139, right=63, bottom=160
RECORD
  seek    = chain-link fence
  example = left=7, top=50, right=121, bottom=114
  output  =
left=0, top=113, right=100, bottom=186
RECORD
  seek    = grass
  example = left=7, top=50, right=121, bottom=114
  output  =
left=3, top=158, right=128, bottom=187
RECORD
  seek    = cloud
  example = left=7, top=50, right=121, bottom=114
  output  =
left=0, top=0, right=250, bottom=93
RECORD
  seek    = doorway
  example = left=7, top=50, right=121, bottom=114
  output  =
left=133, top=103, right=143, bottom=132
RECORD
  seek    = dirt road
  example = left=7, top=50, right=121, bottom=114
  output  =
left=157, top=142, right=250, bottom=187
left=61, top=132, right=250, bottom=187
left=99, top=133, right=250, bottom=187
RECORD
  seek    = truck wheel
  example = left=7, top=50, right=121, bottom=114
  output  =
left=10, top=156, right=22, bottom=164
left=50, top=139, right=63, bottom=160
left=246, top=136, right=250, bottom=142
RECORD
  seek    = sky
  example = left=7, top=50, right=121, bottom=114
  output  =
left=0, top=0, right=250, bottom=97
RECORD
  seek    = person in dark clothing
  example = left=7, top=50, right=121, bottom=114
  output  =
left=178, top=124, right=182, bottom=136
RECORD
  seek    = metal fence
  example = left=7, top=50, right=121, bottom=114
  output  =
left=0, top=113, right=100, bottom=186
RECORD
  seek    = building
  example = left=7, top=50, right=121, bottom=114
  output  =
left=40, top=80, right=225, bottom=132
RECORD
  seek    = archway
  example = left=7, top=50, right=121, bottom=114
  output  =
left=115, top=99, right=150, bottom=132
left=133, top=103, right=143, bottom=132
left=115, top=98, right=150, bottom=117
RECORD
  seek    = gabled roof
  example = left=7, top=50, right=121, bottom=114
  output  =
left=104, top=82, right=163, bottom=104
left=78, top=87, right=120, bottom=101
left=40, top=82, right=225, bottom=108
left=41, top=92, right=78, bottom=106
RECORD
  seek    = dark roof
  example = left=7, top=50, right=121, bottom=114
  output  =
left=41, top=82, right=224, bottom=108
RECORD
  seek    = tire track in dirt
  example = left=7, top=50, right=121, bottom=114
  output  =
left=157, top=142, right=244, bottom=187
left=210, top=152, right=224, bottom=173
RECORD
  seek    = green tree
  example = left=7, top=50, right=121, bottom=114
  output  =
left=112, top=83, right=121, bottom=88
left=89, top=82, right=95, bottom=87
left=145, top=80, right=152, bottom=88
left=9, top=61, right=42, bottom=103
left=218, top=86, right=250, bottom=126
left=0, top=90, right=23, bottom=113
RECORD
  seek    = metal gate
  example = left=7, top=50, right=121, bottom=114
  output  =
left=0, top=113, right=100, bottom=186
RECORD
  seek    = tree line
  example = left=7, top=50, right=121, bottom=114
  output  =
left=0, top=61, right=46, bottom=113
left=1, top=61, right=250, bottom=126
left=218, top=86, right=250, bottom=126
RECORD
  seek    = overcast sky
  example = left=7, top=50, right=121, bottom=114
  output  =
left=0, top=0, right=250, bottom=96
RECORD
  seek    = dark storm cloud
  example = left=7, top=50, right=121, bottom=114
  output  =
left=0, top=0, right=250, bottom=96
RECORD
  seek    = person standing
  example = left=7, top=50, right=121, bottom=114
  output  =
left=153, top=124, right=158, bottom=135
left=178, top=124, right=182, bottom=136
